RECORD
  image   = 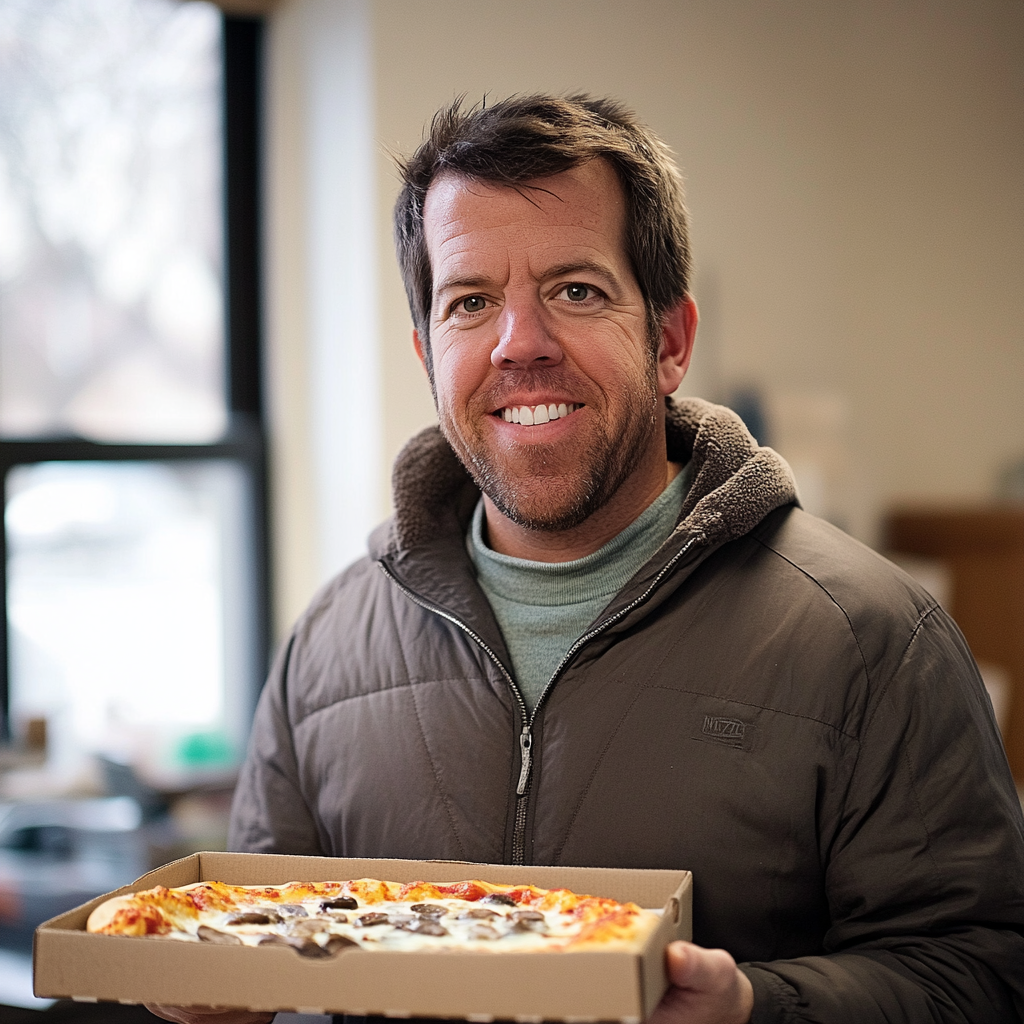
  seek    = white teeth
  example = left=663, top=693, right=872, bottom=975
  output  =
left=499, top=403, right=579, bottom=425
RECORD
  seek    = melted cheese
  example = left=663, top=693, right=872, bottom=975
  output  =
left=87, top=878, right=660, bottom=953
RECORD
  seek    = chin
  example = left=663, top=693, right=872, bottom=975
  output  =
left=477, top=472, right=602, bottom=534
left=492, top=500, right=595, bottom=534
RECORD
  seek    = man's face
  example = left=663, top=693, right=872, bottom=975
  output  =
left=419, top=160, right=679, bottom=534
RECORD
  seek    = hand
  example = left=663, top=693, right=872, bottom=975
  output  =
left=646, top=941, right=754, bottom=1024
left=144, top=1006, right=274, bottom=1023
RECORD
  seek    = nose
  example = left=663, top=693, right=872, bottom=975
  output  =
left=490, top=297, right=563, bottom=369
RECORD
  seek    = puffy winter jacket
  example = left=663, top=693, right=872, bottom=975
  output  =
left=230, top=398, right=1024, bottom=1023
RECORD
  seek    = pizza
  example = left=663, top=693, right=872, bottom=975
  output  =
left=86, top=877, right=659, bottom=958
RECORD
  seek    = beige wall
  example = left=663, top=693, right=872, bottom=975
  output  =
left=267, top=0, right=1024, bottom=633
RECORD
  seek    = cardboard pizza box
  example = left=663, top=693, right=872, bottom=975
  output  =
left=33, top=852, right=692, bottom=1022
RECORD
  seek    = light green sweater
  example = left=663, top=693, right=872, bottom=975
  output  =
left=467, top=466, right=691, bottom=712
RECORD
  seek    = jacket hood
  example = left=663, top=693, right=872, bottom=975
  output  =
left=667, top=397, right=798, bottom=548
left=373, top=397, right=798, bottom=560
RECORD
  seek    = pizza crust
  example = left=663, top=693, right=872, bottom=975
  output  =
left=86, top=895, right=136, bottom=934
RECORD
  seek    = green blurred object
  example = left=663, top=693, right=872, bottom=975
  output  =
left=175, top=731, right=234, bottom=767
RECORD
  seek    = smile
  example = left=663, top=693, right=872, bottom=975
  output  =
left=496, top=403, right=583, bottom=425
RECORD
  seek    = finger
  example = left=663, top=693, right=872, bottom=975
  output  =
left=665, top=940, right=736, bottom=994
left=664, top=939, right=692, bottom=987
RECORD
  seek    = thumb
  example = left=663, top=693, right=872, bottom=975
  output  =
left=665, top=940, right=695, bottom=988
left=666, top=940, right=741, bottom=993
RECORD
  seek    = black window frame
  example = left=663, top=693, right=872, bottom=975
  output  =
left=0, top=14, right=271, bottom=742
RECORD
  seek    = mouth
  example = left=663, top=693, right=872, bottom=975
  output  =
left=493, top=402, right=583, bottom=426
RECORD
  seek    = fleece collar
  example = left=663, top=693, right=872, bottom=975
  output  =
left=375, top=397, right=798, bottom=559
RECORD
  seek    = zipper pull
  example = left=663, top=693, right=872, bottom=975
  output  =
left=516, top=726, right=533, bottom=796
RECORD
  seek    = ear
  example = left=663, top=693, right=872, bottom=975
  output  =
left=656, top=295, right=698, bottom=397
left=411, top=329, right=436, bottom=385
left=413, top=327, right=438, bottom=400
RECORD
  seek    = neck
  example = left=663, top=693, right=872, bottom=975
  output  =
left=483, top=459, right=681, bottom=563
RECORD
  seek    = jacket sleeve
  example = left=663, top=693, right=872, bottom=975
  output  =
left=740, top=607, right=1024, bottom=1023
left=227, top=630, right=326, bottom=856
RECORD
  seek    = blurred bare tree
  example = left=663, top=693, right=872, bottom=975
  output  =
left=0, top=0, right=225, bottom=441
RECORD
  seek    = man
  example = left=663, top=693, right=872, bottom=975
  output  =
left=154, top=95, right=1024, bottom=1024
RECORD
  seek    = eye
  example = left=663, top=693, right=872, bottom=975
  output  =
left=458, top=295, right=487, bottom=314
left=564, top=283, right=590, bottom=302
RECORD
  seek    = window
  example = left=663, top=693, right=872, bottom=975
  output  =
left=0, top=0, right=268, bottom=782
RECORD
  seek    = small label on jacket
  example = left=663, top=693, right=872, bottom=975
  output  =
left=695, top=714, right=753, bottom=751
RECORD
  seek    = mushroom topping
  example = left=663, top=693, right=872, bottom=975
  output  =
left=297, top=935, right=355, bottom=958
left=277, top=904, right=309, bottom=917
left=197, top=925, right=243, bottom=944
left=410, top=903, right=447, bottom=918
left=401, top=918, right=448, bottom=937
left=287, top=917, right=333, bottom=937
left=480, top=893, right=517, bottom=907
left=290, top=937, right=331, bottom=958
left=511, top=909, right=544, bottom=922
left=458, top=907, right=500, bottom=920
left=355, top=912, right=390, bottom=927
left=323, top=933, right=358, bottom=955
left=511, top=910, right=547, bottom=932
left=259, top=933, right=354, bottom=957
left=321, top=896, right=359, bottom=911
left=226, top=912, right=281, bottom=926
left=466, top=923, right=500, bottom=941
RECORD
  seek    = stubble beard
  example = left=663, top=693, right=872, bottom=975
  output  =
left=438, top=364, right=662, bottom=534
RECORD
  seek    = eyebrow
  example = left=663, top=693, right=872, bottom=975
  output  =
left=433, top=274, right=492, bottom=299
left=539, top=259, right=620, bottom=284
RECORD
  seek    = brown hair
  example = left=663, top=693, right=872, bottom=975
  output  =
left=393, top=93, right=691, bottom=378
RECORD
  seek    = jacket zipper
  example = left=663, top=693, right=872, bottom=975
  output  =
left=376, top=560, right=534, bottom=863
left=378, top=534, right=699, bottom=865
